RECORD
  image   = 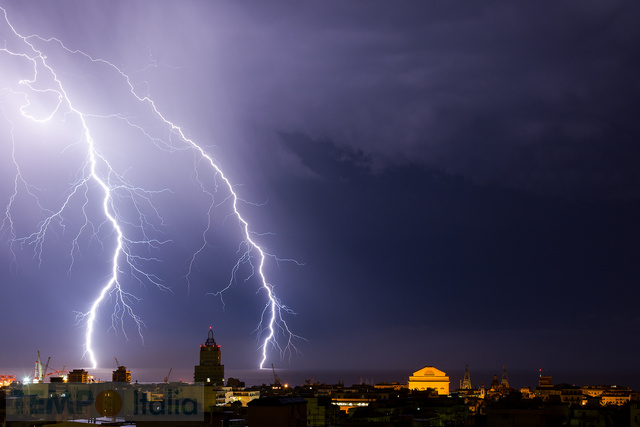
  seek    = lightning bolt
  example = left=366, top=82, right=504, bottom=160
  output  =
left=0, top=6, right=301, bottom=369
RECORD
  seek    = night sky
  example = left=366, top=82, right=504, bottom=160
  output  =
left=1, top=1, right=639, bottom=387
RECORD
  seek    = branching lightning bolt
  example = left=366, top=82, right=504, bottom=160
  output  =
left=0, top=7, right=301, bottom=369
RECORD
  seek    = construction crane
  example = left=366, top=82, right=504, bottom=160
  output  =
left=164, top=368, right=172, bottom=384
left=271, top=363, right=281, bottom=386
left=42, top=356, right=51, bottom=380
left=50, top=365, right=66, bottom=378
left=34, top=351, right=42, bottom=382
left=43, top=365, right=65, bottom=380
left=114, top=357, right=120, bottom=368
left=33, top=351, right=57, bottom=383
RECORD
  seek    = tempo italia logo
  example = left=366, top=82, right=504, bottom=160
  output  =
left=7, top=383, right=204, bottom=421
left=95, top=390, right=123, bottom=417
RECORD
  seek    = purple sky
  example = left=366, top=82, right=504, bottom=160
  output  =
left=1, top=1, right=639, bottom=387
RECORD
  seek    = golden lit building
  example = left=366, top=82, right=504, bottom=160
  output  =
left=408, top=366, right=450, bottom=395
left=231, top=390, right=261, bottom=406
left=601, top=388, right=632, bottom=406
left=67, top=369, right=88, bottom=383
left=1, top=374, right=16, bottom=387
left=112, top=365, right=131, bottom=383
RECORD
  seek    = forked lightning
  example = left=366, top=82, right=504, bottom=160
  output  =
left=0, top=6, right=300, bottom=369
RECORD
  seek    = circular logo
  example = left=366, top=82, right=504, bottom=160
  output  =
left=95, top=390, right=123, bottom=417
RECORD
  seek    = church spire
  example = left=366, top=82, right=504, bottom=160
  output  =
left=462, top=364, right=472, bottom=389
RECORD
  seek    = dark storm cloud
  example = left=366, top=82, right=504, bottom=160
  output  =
left=2, top=0, right=640, bottom=384
left=194, top=1, right=640, bottom=198
left=8, top=1, right=637, bottom=196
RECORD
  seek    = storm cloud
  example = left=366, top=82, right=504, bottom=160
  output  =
left=1, top=1, right=639, bottom=385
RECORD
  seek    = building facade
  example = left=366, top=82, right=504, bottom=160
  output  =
left=112, top=365, right=131, bottom=383
left=67, top=369, right=88, bottom=383
left=408, top=366, right=450, bottom=395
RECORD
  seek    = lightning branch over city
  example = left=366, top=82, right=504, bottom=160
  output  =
left=0, top=7, right=301, bottom=370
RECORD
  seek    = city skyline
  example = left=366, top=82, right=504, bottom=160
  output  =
left=1, top=1, right=639, bottom=383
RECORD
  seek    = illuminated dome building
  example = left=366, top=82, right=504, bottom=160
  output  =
left=194, top=327, right=225, bottom=386
left=490, top=374, right=500, bottom=391
left=408, top=366, right=450, bottom=395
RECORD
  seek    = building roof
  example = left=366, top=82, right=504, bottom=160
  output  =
left=411, top=366, right=447, bottom=377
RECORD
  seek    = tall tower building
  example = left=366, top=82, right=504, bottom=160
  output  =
left=194, top=327, right=225, bottom=386
left=501, top=364, right=509, bottom=389
left=461, top=364, right=472, bottom=389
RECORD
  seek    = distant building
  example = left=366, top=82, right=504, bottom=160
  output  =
left=374, top=382, right=406, bottom=391
left=408, top=366, right=450, bottom=395
left=490, top=374, right=500, bottom=391
left=112, top=365, right=131, bottom=383
left=305, top=397, right=339, bottom=427
left=461, top=364, right=472, bottom=389
left=194, top=327, right=225, bottom=386
left=501, top=364, right=509, bottom=388
left=539, top=375, right=553, bottom=387
left=227, top=377, right=246, bottom=389
left=0, top=375, right=15, bottom=387
left=67, top=369, right=88, bottom=383
left=601, top=388, right=632, bottom=406
left=231, top=390, right=261, bottom=406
